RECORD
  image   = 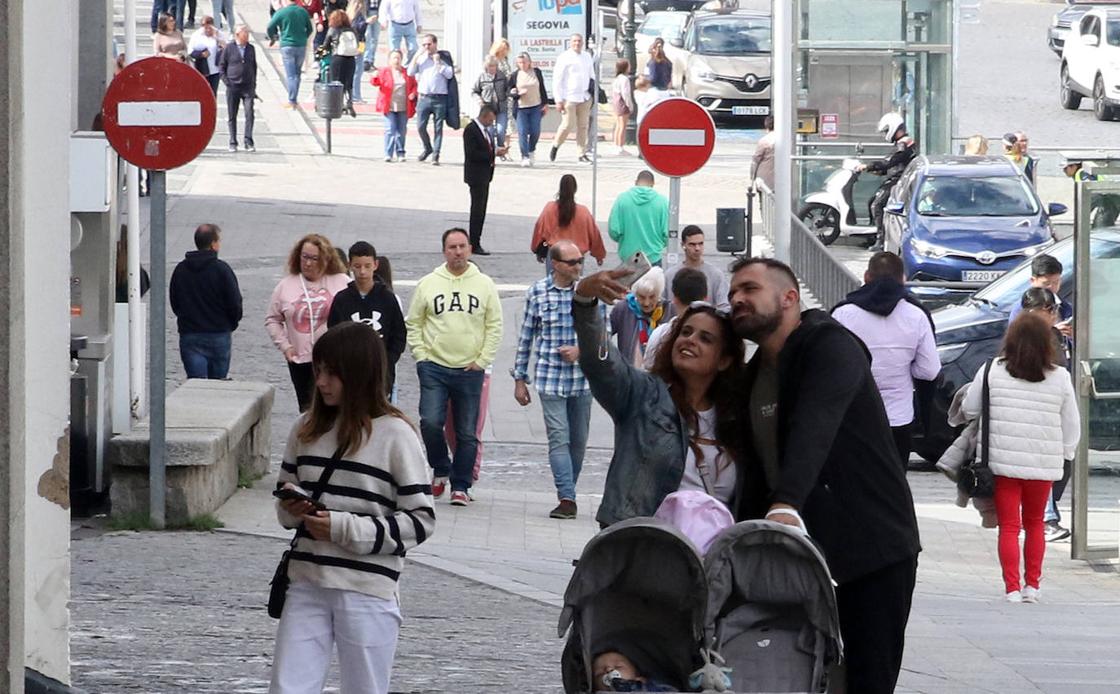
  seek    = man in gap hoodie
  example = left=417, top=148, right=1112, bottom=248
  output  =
left=169, top=223, right=243, bottom=379
left=607, top=169, right=670, bottom=266
left=327, top=241, right=407, bottom=394
left=406, top=228, right=503, bottom=506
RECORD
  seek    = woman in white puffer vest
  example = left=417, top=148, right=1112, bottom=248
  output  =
left=961, top=312, right=1080, bottom=604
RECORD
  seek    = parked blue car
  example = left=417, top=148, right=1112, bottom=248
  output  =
left=883, top=155, right=1067, bottom=283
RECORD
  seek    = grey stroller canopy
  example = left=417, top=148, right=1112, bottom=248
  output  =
left=559, top=517, right=707, bottom=693
left=704, top=520, right=843, bottom=693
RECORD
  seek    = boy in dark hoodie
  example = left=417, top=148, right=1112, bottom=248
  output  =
left=327, top=241, right=407, bottom=394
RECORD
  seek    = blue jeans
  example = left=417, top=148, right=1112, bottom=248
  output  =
left=495, top=110, right=508, bottom=148
left=351, top=59, right=365, bottom=101
left=384, top=111, right=407, bottom=157
left=210, top=0, right=233, bottom=28
left=417, top=361, right=484, bottom=491
left=539, top=392, right=593, bottom=501
left=279, top=46, right=305, bottom=104
left=179, top=332, right=232, bottom=379
left=516, top=105, right=543, bottom=158
left=388, top=20, right=418, bottom=62
left=151, top=0, right=173, bottom=32
left=363, top=20, right=381, bottom=66
left=416, top=94, right=447, bottom=156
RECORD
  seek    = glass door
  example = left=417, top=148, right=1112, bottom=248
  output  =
left=1071, top=181, right=1120, bottom=559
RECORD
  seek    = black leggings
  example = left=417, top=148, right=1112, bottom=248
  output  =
left=287, top=361, right=314, bottom=412
left=330, top=55, right=356, bottom=102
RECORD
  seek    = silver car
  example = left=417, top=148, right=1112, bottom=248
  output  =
left=678, top=9, right=772, bottom=118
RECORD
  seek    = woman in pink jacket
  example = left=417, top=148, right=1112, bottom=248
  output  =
left=265, top=234, right=351, bottom=411
left=371, top=49, right=418, bottom=162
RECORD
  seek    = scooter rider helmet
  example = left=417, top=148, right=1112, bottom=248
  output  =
left=877, top=112, right=906, bottom=143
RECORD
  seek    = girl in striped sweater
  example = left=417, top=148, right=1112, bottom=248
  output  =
left=270, top=322, right=435, bottom=694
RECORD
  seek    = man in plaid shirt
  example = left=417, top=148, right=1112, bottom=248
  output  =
left=512, top=240, right=597, bottom=520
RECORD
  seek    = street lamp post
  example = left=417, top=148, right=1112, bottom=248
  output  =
left=622, top=3, right=638, bottom=145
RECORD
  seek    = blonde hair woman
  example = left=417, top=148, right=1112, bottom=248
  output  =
left=489, top=38, right=515, bottom=145
left=964, top=134, right=988, bottom=155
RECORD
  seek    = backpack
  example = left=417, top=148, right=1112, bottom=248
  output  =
left=336, top=29, right=359, bottom=57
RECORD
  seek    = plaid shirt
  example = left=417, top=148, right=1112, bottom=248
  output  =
left=512, top=277, right=598, bottom=397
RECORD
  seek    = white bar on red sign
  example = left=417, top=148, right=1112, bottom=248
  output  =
left=649, top=129, right=706, bottom=146
left=117, top=101, right=202, bottom=127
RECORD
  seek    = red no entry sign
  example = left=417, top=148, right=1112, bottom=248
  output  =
left=637, top=98, right=716, bottom=178
left=101, top=57, right=216, bottom=171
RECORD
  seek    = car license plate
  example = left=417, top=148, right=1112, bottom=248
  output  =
left=961, top=270, right=1005, bottom=282
left=732, top=106, right=770, bottom=116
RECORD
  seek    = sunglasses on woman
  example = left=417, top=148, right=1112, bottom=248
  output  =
left=688, top=300, right=729, bottom=318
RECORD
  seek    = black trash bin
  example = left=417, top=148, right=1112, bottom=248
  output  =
left=314, top=81, right=344, bottom=119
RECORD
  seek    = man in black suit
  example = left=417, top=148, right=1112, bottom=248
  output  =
left=462, top=104, right=507, bottom=256
left=218, top=26, right=257, bottom=153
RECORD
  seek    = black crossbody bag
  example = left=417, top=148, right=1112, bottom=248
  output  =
left=958, top=360, right=995, bottom=499
left=267, top=445, right=345, bottom=619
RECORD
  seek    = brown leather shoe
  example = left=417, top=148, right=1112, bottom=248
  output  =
left=549, top=499, right=577, bottom=520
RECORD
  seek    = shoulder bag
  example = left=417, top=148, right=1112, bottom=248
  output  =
left=957, top=360, right=995, bottom=499
left=267, top=444, right=345, bottom=619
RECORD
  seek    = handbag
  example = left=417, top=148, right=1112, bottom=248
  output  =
left=267, top=444, right=346, bottom=619
left=957, top=360, right=995, bottom=499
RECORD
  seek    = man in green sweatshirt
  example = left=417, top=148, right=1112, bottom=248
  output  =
left=406, top=228, right=503, bottom=506
left=266, top=0, right=314, bottom=108
left=608, top=169, right=671, bottom=265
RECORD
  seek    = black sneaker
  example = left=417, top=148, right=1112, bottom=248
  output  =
left=1044, top=520, right=1071, bottom=542
left=549, top=145, right=558, bottom=162
left=549, top=499, right=577, bottom=519
left=418, top=149, right=432, bottom=162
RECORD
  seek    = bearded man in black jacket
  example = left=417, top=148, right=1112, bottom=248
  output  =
left=724, top=256, right=921, bottom=694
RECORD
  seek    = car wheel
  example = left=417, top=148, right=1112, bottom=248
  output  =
left=1094, top=75, right=1116, bottom=121
left=1060, top=64, right=1082, bottom=110
left=798, top=203, right=841, bottom=245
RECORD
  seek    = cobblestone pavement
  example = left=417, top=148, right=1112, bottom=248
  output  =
left=71, top=531, right=564, bottom=693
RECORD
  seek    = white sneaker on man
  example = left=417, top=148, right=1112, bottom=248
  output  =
left=1005, top=590, right=1023, bottom=603
left=1022, top=586, right=1041, bottom=603
left=520, top=157, right=530, bottom=167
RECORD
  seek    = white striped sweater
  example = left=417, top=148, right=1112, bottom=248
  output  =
left=276, top=414, right=435, bottom=600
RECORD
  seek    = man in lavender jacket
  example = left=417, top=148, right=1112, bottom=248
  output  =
left=832, top=252, right=940, bottom=469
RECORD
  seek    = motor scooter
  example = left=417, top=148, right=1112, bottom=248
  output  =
left=798, top=158, right=880, bottom=246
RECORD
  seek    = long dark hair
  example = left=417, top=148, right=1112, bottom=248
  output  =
left=1001, top=311, right=1056, bottom=383
left=557, top=174, right=578, bottom=227
left=650, top=305, right=745, bottom=472
left=373, top=255, right=394, bottom=291
left=298, top=322, right=409, bottom=456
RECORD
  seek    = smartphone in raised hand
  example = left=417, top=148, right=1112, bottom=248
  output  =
left=613, top=250, right=653, bottom=289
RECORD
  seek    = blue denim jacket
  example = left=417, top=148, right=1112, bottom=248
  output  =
left=573, top=300, right=689, bottom=527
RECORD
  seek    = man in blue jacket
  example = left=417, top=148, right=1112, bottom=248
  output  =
left=169, top=224, right=243, bottom=379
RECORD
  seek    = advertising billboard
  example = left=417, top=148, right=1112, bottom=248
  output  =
left=507, top=0, right=589, bottom=91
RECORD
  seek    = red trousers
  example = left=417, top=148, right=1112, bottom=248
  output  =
left=993, top=475, right=1053, bottom=593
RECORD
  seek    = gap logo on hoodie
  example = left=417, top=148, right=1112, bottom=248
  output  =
left=432, top=291, right=481, bottom=315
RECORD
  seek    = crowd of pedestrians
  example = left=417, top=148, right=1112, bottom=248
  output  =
left=144, top=9, right=1090, bottom=692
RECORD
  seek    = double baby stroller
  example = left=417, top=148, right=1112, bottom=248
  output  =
left=559, top=518, right=842, bottom=693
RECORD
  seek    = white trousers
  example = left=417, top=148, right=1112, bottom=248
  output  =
left=269, top=582, right=402, bottom=694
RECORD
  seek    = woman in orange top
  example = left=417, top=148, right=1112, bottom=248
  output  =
left=530, top=174, right=607, bottom=268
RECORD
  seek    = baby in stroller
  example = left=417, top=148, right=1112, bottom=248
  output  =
left=591, top=632, right=680, bottom=692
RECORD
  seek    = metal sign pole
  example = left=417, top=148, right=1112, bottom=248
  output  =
left=667, top=176, right=680, bottom=266
left=148, top=170, right=167, bottom=529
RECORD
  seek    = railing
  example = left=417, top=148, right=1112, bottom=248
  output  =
left=754, top=182, right=862, bottom=309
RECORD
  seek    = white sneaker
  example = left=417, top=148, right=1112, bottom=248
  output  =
left=520, top=157, right=530, bottom=167
left=529, top=152, right=536, bottom=165
left=1022, top=586, right=1040, bottom=603
left=1006, top=590, right=1023, bottom=603
left=616, top=146, right=625, bottom=156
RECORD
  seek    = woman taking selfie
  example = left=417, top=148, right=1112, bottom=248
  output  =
left=960, top=312, right=1079, bottom=604
left=574, top=270, right=745, bottom=527
left=270, top=322, right=435, bottom=693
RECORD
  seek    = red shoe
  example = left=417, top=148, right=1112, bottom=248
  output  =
left=450, top=491, right=470, bottom=507
left=431, top=476, right=448, bottom=499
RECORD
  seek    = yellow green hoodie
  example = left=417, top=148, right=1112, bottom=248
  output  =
left=406, top=262, right=503, bottom=369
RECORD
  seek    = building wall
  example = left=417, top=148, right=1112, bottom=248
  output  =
left=9, top=0, right=76, bottom=686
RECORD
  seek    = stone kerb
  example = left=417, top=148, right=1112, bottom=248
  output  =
left=108, top=380, right=274, bottom=524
